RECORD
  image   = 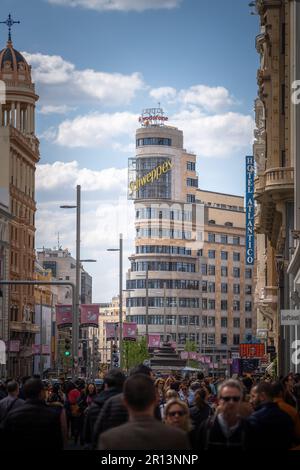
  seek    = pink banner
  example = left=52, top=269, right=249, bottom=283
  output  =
left=42, top=345, right=50, bottom=355
left=123, top=322, right=137, bottom=341
left=80, top=304, right=99, bottom=327
left=171, top=342, right=177, bottom=350
left=213, top=363, right=219, bottom=368
left=180, top=351, right=189, bottom=360
left=9, top=340, right=20, bottom=352
left=32, top=344, right=40, bottom=355
left=189, top=352, right=198, bottom=360
left=148, top=334, right=161, bottom=348
left=105, top=322, right=119, bottom=341
left=56, top=305, right=72, bottom=328
left=204, top=357, right=211, bottom=364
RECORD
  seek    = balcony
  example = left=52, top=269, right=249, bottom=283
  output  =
left=265, top=167, right=294, bottom=194
left=10, top=321, right=40, bottom=334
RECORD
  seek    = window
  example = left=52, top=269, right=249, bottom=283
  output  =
left=208, top=220, right=216, bottom=225
left=221, top=334, right=227, bottom=345
left=233, top=252, right=240, bottom=262
left=208, top=299, right=215, bottom=310
left=225, top=222, right=233, bottom=227
left=233, top=300, right=240, bottom=311
left=221, top=251, right=228, bottom=260
left=233, top=236, right=240, bottom=245
left=202, top=281, right=207, bottom=292
left=221, top=317, right=228, bottom=328
left=245, top=301, right=252, bottom=312
left=208, top=265, right=215, bottom=276
left=208, top=316, right=215, bottom=327
left=187, top=178, right=198, bottom=187
left=136, top=137, right=171, bottom=147
left=65, top=276, right=70, bottom=280
left=233, top=267, right=240, bottom=278
left=201, top=264, right=207, bottom=275
left=202, top=298, right=207, bottom=310
left=221, top=234, right=228, bottom=244
left=187, top=161, right=196, bottom=171
left=281, top=83, right=285, bottom=115
left=233, top=284, right=240, bottom=294
left=202, top=316, right=208, bottom=327
left=245, top=268, right=252, bottom=279
left=221, top=283, right=228, bottom=293
left=208, top=250, right=215, bottom=259
left=187, top=194, right=195, bottom=203
left=245, top=318, right=252, bottom=329
left=281, top=22, right=285, bottom=54
left=221, top=266, right=228, bottom=277
left=245, top=285, right=252, bottom=295
left=208, top=233, right=215, bottom=243
left=208, top=282, right=215, bottom=293
left=189, top=316, right=199, bottom=326
left=233, top=334, right=240, bottom=345
left=233, top=318, right=240, bottom=328
left=207, top=334, right=215, bottom=345
left=221, top=300, right=228, bottom=311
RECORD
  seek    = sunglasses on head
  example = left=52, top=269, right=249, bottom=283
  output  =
left=167, top=410, right=186, bottom=417
left=220, top=396, right=241, bottom=402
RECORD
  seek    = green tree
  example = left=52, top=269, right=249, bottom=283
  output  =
left=122, top=337, right=150, bottom=371
left=184, top=340, right=198, bottom=369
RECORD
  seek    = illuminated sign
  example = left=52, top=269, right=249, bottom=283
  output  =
left=139, top=107, right=168, bottom=127
left=239, top=343, right=265, bottom=358
left=129, top=160, right=172, bottom=193
left=246, top=155, right=255, bottom=265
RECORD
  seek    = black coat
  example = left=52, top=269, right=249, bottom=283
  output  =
left=1, top=399, right=63, bottom=451
left=197, top=414, right=252, bottom=451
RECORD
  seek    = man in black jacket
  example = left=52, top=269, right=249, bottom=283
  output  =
left=1, top=378, right=64, bottom=451
left=83, top=368, right=125, bottom=448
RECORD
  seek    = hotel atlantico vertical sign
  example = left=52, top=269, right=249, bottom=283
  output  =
left=246, top=156, right=255, bottom=265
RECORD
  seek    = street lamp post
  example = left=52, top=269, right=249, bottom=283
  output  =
left=107, top=233, right=123, bottom=369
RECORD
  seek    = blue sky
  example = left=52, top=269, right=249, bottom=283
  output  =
left=0, top=0, right=260, bottom=301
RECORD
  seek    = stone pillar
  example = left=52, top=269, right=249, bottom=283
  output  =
left=16, top=102, right=20, bottom=130
left=10, top=102, right=16, bottom=127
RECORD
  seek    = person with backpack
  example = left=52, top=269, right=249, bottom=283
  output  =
left=0, top=381, right=24, bottom=422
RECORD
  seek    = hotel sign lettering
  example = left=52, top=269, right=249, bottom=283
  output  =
left=246, top=155, right=255, bottom=265
left=129, top=160, right=172, bottom=193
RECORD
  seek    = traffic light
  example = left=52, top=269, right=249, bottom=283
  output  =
left=64, top=337, right=71, bottom=357
left=112, top=343, right=119, bottom=367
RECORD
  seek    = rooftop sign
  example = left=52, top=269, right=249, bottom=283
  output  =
left=139, top=107, right=168, bottom=127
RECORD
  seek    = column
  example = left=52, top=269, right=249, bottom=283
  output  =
left=10, top=102, right=15, bottom=127
left=16, top=102, right=20, bottom=130
left=32, top=105, right=35, bottom=135
left=0, top=105, right=2, bottom=126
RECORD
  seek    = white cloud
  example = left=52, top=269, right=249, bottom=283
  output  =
left=47, top=0, right=182, bottom=12
left=179, top=85, right=234, bottom=113
left=55, top=111, right=138, bottom=148
left=171, top=109, right=254, bottom=157
left=22, top=52, right=144, bottom=106
left=38, top=127, right=58, bottom=141
left=149, top=86, right=177, bottom=103
left=36, top=160, right=128, bottom=192
left=39, top=105, right=76, bottom=115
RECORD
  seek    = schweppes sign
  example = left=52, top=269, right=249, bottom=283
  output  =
left=129, top=160, right=172, bottom=192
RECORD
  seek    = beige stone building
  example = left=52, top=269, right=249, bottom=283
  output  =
left=253, top=0, right=296, bottom=374
left=98, top=296, right=126, bottom=366
left=0, top=33, right=39, bottom=376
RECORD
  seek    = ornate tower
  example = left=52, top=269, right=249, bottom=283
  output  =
left=0, top=16, right=40, bottom=377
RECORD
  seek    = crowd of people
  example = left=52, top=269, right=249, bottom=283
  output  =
left=0, top=368, right=300, bottom=450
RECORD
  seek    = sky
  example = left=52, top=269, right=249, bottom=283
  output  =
left=0, top=0, right=260, bottom=302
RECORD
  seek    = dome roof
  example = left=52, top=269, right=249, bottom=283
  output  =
left=0, top=40, right=31, bottom=80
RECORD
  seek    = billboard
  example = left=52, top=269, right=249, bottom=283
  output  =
left=246, top=155, right=255, bottom=265
left=148, top=334, right=160, bottom=348
left=105, top=322, right=119, bottom=341
left=56, top=305, right=72, bottom=328
left=80, top=304, right=99, bottom=328
left=240, top=343, right=265, bottom=358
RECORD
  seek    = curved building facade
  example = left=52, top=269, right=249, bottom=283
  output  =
left=126, top=109, right=203, bottom=348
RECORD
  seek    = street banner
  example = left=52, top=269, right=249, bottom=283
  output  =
left=280, top=310, right=300, bottom=325
left=9, top=340, right=20, bottom=352
left=56, top=305, right=72, bottom=328
left=171, top=341, right=177, bottom=350
left=105, top=322, right=119, bottom=341
left=204, top=357, right=211, bottom=364
left=245, top=155, right=255, bottom=265
left=213, top=363, right=219, bottom=369
left=42, top=345, right=50, bottom=355
left=80, top=304, right=99, bottom=327
left=123, top=322, right=137, bottom=341
left=32, top=344, right=40, bottom=355
left=148, top=334, right=160, bottom=348
left=180, top=351, right=189, bottom=360
left=240, top=343, right=265, bottom=358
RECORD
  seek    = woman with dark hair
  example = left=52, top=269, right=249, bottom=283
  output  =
left=282, top=374, right=298, bottom=409
left=86, top=383, right=97, bottom=407
left=189, top=387, right=213, bottom=447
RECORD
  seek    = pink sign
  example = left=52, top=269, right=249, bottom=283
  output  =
left=32, top=344, right=40, bottom=355
left=56, top=305, right=72, bottom=328
left=213, top=363, right=219, bottom=369
left=171, top=342, right=177, bottom=350
left=148, top=334, right=161, bottom=348
left=189, top=352, right=198, bottom=360
left=105, top=322, right=119, bottom=341
left=204, top=357, right=211, bottom=364
left=80, top=304, right=99, bottom=327
left=9, top=340, right=20, bottom=352
left=123, top=322, right=137, bottom=341
left=180, top=351, right=189, bottom=360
